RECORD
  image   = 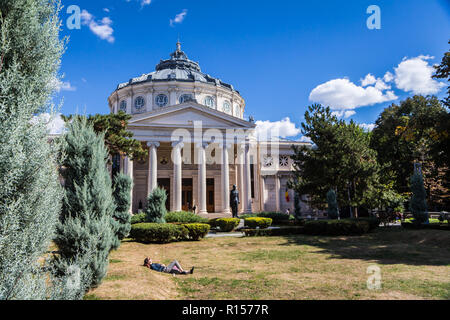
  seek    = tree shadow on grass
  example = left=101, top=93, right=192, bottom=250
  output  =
left=278, top=227, right=450, bottom=266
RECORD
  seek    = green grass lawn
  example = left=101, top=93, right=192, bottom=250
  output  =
left=86, top=227, right=450, bottom=300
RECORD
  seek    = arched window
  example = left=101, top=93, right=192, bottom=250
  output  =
left=119, top=100, right=127, bottom=112
left=223, top=101, right=231, bottom=113
left=179, top=94, right=193, bottom=104
left=155, top=94, right=168, bottom=107
left=204, top=96, right=215, bottom=108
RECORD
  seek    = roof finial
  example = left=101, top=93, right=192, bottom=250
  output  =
left=176, top=36, right=181, bottom=52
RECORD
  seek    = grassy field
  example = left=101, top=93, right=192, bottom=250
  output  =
left=86, top=228, right=450, bottom=300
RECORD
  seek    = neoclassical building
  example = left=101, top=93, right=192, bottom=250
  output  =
left=108, top=42, right=311, bottom=215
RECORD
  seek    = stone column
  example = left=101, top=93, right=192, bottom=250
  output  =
left=275, top=174, right=280, bottom=213
left=124, top=156, right=134, bottom=214
left=221, top=143, right=231, bottom=214
left=147, top=142, right=160, bottom=195
left=172, top=141, right=184, bottom=212
left=197, top=142, right=208, bottom=214
left=243, top=142, right=252, bottom=213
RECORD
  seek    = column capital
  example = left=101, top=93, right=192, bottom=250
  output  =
left=172, top=141, right=184, bottom=149
left=147, top=141, right=160, bottom=148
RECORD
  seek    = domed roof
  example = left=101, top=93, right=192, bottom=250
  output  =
left=117, top=42, right=238, bottom=93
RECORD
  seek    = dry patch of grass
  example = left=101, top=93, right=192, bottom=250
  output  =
left=88, top=228, right=450, bottom=300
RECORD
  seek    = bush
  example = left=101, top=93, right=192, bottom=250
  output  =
left=145, top=187, right=167, bottom=223
left=182, top=223, right=211, bottom=240
left=166, top=211, right=209, bottom=224
left=244, top=217, right=272, bottom=229
left=304, top=219, right=371, bottom=236
left=356, top=217, right=380, bottom=231
left=240, top=212, right=293, bottom=224
left=244, top=227, right=305, bottom=237
left=209, top=218, right=240, bottom=232
left=130, top=223, right=188, bottom=243
left=131, top=213, right=146, bottom=225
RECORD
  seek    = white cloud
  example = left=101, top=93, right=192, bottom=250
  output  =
left=141, top=0, right=151, bottom=6
left=332, top=110, right=356, bottom=119
left=299, top=135, right=312, bottom=143
left=254, top=117, right=301, bottom=141
left=394, top=55, right=445, bottom=95
left=309, top=78, right=397, bottom=110
left=81, top=10, right=115, bottom=43
left=361, top=74, right=377, bottom=87
left=170, top=9, right=188, bottom=27
left=32, top=113, right=66, bottom=135
left=383, top=71, right=394, bottom=83
left=48, top=77, right=76, bottom=92
left=358, top=123, right=376, bottom=132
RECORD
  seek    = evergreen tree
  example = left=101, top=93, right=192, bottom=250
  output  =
left=294, top=192, right=302, bottom=219
left=409, top=171, right=429, bottom=224
left=0, top=0, right=67, bottom=299
left=326, top=189, right=339, bottom=219
left=111, top=173, right=133, bottom=250
left=145, top=187, right=167, bottom=223
left=54, top=118, right=116, bottom=289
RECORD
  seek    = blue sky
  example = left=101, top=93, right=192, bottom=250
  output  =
left=55, top=0, right=450, bottom=138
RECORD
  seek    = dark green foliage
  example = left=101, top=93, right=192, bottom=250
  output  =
left=131, top=213, right=146, bottom=224
left=54, top=118, right=116, bottom=289
left=111, top=173, right=133, bottom=249
left=165, top=211, right=209, bottom=224
left=409, top=172, right=429, bottom=224
left=182, top=223, right=211, bottom=240
left=208, top=218, right=240, bottom=232
left=244, top=227, right=305, bottom=237
left=62, top=112, right=147, bottom=160
left=145, top=187, right=167, bottom=223
left=326, top=189, right=339, bottom=219
left=294, top=193, right=302, bottom=219
left=303, top=219, right=372, bottom=236
left=240, top=212, right=293, bottom=224
left=130, top=223, right=188, bottom=243
left=244, top=217, right=273, bottom=229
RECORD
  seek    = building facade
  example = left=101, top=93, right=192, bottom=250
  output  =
left=107, top=42, right=311, bottom=215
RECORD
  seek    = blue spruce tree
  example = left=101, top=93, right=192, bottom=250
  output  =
left=111, top=173, right=133, bottom=250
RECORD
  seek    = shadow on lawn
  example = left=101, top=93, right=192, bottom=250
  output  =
left=279, top=227, right=450, bottom=267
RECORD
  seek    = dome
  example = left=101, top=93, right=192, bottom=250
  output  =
left=116, top=41, right=238, bottom=93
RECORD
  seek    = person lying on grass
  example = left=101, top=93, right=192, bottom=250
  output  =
left=144, top=257, right=194, bottom=275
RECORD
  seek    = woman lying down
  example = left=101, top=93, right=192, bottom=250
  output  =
left=144, top=257, right=194, bottom=275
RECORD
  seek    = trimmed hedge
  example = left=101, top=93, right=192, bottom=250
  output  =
left=240, top=212, right=294, bottom=224
left=401, top=220, right=450, bottom=230
left=166, top=211, right=209, bottom=224
left=304, top=219, right=371, bottom=236
left=208, top=218, right=240, bottom=232
left=182, top=223, right=211, bottom=240
left=244, top=217, right=272, bottom=229
left=130, top=223, right=188, bottom=243
left=131, top=212, right=146, bottom=225
left=244, top=227, right=305, bottom=237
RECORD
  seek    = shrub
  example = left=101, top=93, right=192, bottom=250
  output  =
left=240, top=212, right=293, bottom=224
left=304, top=219, right=371, bottom=236
left=210, top=218, right=240, bottom=232
left=166, top=211, right=209, bottom=224
left=182, top=223, right=211, bottom=240
left=145, top=187, right=167, bottom=223
left=244, top=227, right=305, bottom=237
left=356, top=217, right=380, bottom=231
left=130, top=223, right=188, bottom=243
left=131, top=213, right=146, bottom=225
left=409, top=172, right=429, bottom=224
left=111, top=173, right=133, bottom=249
left=244, top=217, right=273, bottom=229
left=326, top=189, right=339, bottom=219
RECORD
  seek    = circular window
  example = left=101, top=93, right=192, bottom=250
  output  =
left=204, top=96, right=215, bottom=108
left=223, top=101, right=231, bottom=113
left=179, top=94, right=193, bottom=104
left=155, top=94, right=168, bottom=107
left=119, top=100, right=127, bottom=112
left=134, top=96, right=145, bottom=110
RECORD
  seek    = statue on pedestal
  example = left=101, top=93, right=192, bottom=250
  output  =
left=230, top=185, right=240, bottom=218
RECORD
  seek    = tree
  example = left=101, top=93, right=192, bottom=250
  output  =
left=0, top=0, right=68, bottom=299
left=294, top=192, right=302, bottom=219
left=290, top=104, right=380, bottom=215
left=409, top=171, right=429, bottom=224
left=145, top=187, right=167, bottom=223
left=111, top=173, right=133, bottom=250
left=326, top=189, right=339, bottom=219
left=433, top=40, right=450, bottom=107
left=62, top=112, right=147, bottom=161
left=54, top=118, right=116, bottom=290
left=370, top=95, right=449, bottom=209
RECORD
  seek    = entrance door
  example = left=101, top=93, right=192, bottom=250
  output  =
left=182, top=178, right=193, bottom=211
left=206, top=178, right=215, bottom=213
left=158, top=178, right=170, bottom=211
